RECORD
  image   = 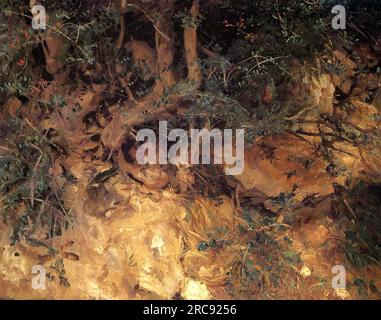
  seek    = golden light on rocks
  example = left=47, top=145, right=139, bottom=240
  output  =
left=183, top=279, right=210, bottom=300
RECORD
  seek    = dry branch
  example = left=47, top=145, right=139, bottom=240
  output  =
left=184, top=0, right=202, bottom=89
left=115, top=0, right=127, bottom=49
left=101, top=0, right=178, bottom=151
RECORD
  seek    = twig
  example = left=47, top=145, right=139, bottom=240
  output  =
left=343, top=199, right=357, bottom=220
left=285, top=106, right=315, bottom=121
left=125, top=4, right=171, bottom=42
left=29, top=155, right=42, bottom=207
left=115, top=0, right=126, bottom=49
left=0, top=145, right=14, bottom=153
left=29, top=144, right=43, bottom=207
left=5, top=10, right=89, bottom=58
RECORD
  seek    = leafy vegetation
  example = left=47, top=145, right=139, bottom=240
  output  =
left=0, top=118, right=70, bottom=247
left=338, top=183, right=381, bottom=268
left=226, top=208, right=301, bottom=298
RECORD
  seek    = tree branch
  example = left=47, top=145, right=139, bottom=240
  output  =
left=184, top=0, right=202, bottom=89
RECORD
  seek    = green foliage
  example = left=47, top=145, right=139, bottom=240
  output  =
left=49, top=258, right=70, bottom=287
left=0, top=75, right=32, bottom=96
left=197, top=239, right=233, bottom=252
left=340, top=183, right=381, bottom=269
left=0, top=8, right=36, bottom=97
left=175, top=9, right=203, bottom=28
left=0, top=118, right=69, bottom=245
left=227, top=208, right=300, bottom=297
left=201, top=0, right=332, bottom=58
left=37, top=94, right=67, bottom=112
left=191, top=0, right=381, bottom=144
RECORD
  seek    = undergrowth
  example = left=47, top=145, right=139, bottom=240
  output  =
left=225, top=208, right=301, bottom=298
left=0, top=118, right=69, bottom=249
